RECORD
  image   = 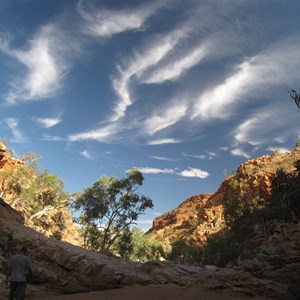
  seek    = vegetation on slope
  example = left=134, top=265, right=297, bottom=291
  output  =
left=147, top=146, right=300, bottom=267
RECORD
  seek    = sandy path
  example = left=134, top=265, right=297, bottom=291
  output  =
left=1, top=283, right=270, bottom=300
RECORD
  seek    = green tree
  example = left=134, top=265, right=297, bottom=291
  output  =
left=20, top=151, right=42, bottom=173
left=130, top=227, right=151, bottom=262
left=268, top=161, right=300, bottom=222
left=115, top=227, right=133, bottom=260
left=73, top=168, right=153, bottom=251
left=130, top=227, right=164, bottom=262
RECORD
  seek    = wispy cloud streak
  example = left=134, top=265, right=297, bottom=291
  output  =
left=80, top=150, right=94, bottom=160
left=191, top=37, right=300, bottom=121
left=68, top=124, right=119, bottom=142
left=5, top=118, right=27, bottom=143
left=231, top=148, right=250, bottom=159
left=147, top=138, right=181, bottom=145
left=77, top=0, right=166, bottom=37
left=233, top=103, right=299, bottom=149
left=33, top=117, right=61, bottom=128
left=141, top=42, right=209, bottom=84
left=144, top=103, right=187, bottom=136
left=111, top=27, right=190, bottom=121
left=2, top=24, right=70, bottom=104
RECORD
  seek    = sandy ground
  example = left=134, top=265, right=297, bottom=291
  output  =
left=0, top=283, right=271, bottom=300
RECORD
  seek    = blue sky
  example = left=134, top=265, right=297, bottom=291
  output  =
left=1, top=0, right=300, bottom=230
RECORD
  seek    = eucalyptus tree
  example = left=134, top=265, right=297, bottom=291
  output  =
left=73, top=168, right=153, bottom=251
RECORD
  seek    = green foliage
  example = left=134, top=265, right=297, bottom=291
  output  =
left=295, top=140, right=300, bottom=149
left=73, top=168, right=153, bottom=251
left=271, top=147, right=282, bottom=157
left=80, top=221, right=103, bottom=251
left=51, top=231, right=63, bottom=240
left=167, top=239, right=202, bottom=265
left=107, top=227, right=165, bottom=262
left=1, top=150, right=69, bottom=235
left=229, top=178, right=239, bottom=189
left=244, top=165, right=255, bottom=176
left=201, top=160, right=300, bottom=267
left=167, top=240, right=188, bottom=263
left=113, top=227, right=133, bottom=260
left=130, top=227, right=164, bottom=262
left=20, top=151, right=42, bottom=173
left=267, top=161, right=300, bottom=221
left=203, top=233, right=241, bottom=267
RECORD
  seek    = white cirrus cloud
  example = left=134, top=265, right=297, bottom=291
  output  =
left=111, top=27, right=190, bottom=121
left=3, top=25, right=67, bottom=104
left=191, top=37, right=300, bottom=121
left=178, top=167, right=210, bottom=179
left=234, top=116, right=265, bottom=147
left=77, top=0, right=166, bottom=37
left=231, top=148, right=250, bottom=159
left=147, top=138, right=181, bottom=145
left=33, top=117, right=61, bottom=128
left=41, top=135, right=65, bottom=141
left=150, top=156, right=176, bottom=161
left=267, top=147, right=290, bottom=154
left=144, top=103, right=188, bottom=136
left=137, top=167, right=175, bottom=174
left=141, top=41, right=209, bottom=84
left=5, top=118, right=27, bottom=143
left=1, top=13, right=84, bottom=105
left=183, top=152, right=206, bottom=160
left=80, top=150, right=94, bottom=160
left=232, top=102, right=299, bottom=149
left=191, top=60, right=252, bottom=121
left=68, top=124, right=119, bottom=142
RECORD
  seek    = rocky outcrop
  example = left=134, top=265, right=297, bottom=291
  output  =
left=234, top=220, right=300, bottom=298
left=148, top=193, right=222, bottom=246
left=0, top=142, right=24, bottom=194
left=147, top=149, right=300, bottom=299
left=0, top=142, right=82, bottom=245
left=0, top=142, right=24, bottom=171
left=0, top=199, right=264, bottom=295
left=149, top=149, right=300, bottom=246
left=0, top=200, right=296, bottom=298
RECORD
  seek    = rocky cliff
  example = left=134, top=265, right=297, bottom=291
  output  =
left=148, top=148, right=300, bottom=247
left=0, top=142, right=81, bottom=245
left=147, top=148, right=300, bottom=298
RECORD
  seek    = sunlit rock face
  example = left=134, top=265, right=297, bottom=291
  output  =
left=0, top=198, right=203, bottom=292
left=147, top=149, right=300, bottom=299
left=0, top=142, right=24, bottom=170
left=0, top=142, right=81, bottom=245
left=149, top=148, right=300, bottom=247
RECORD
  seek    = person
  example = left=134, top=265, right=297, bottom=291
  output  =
left=5, top=247, right=32, bottom=300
